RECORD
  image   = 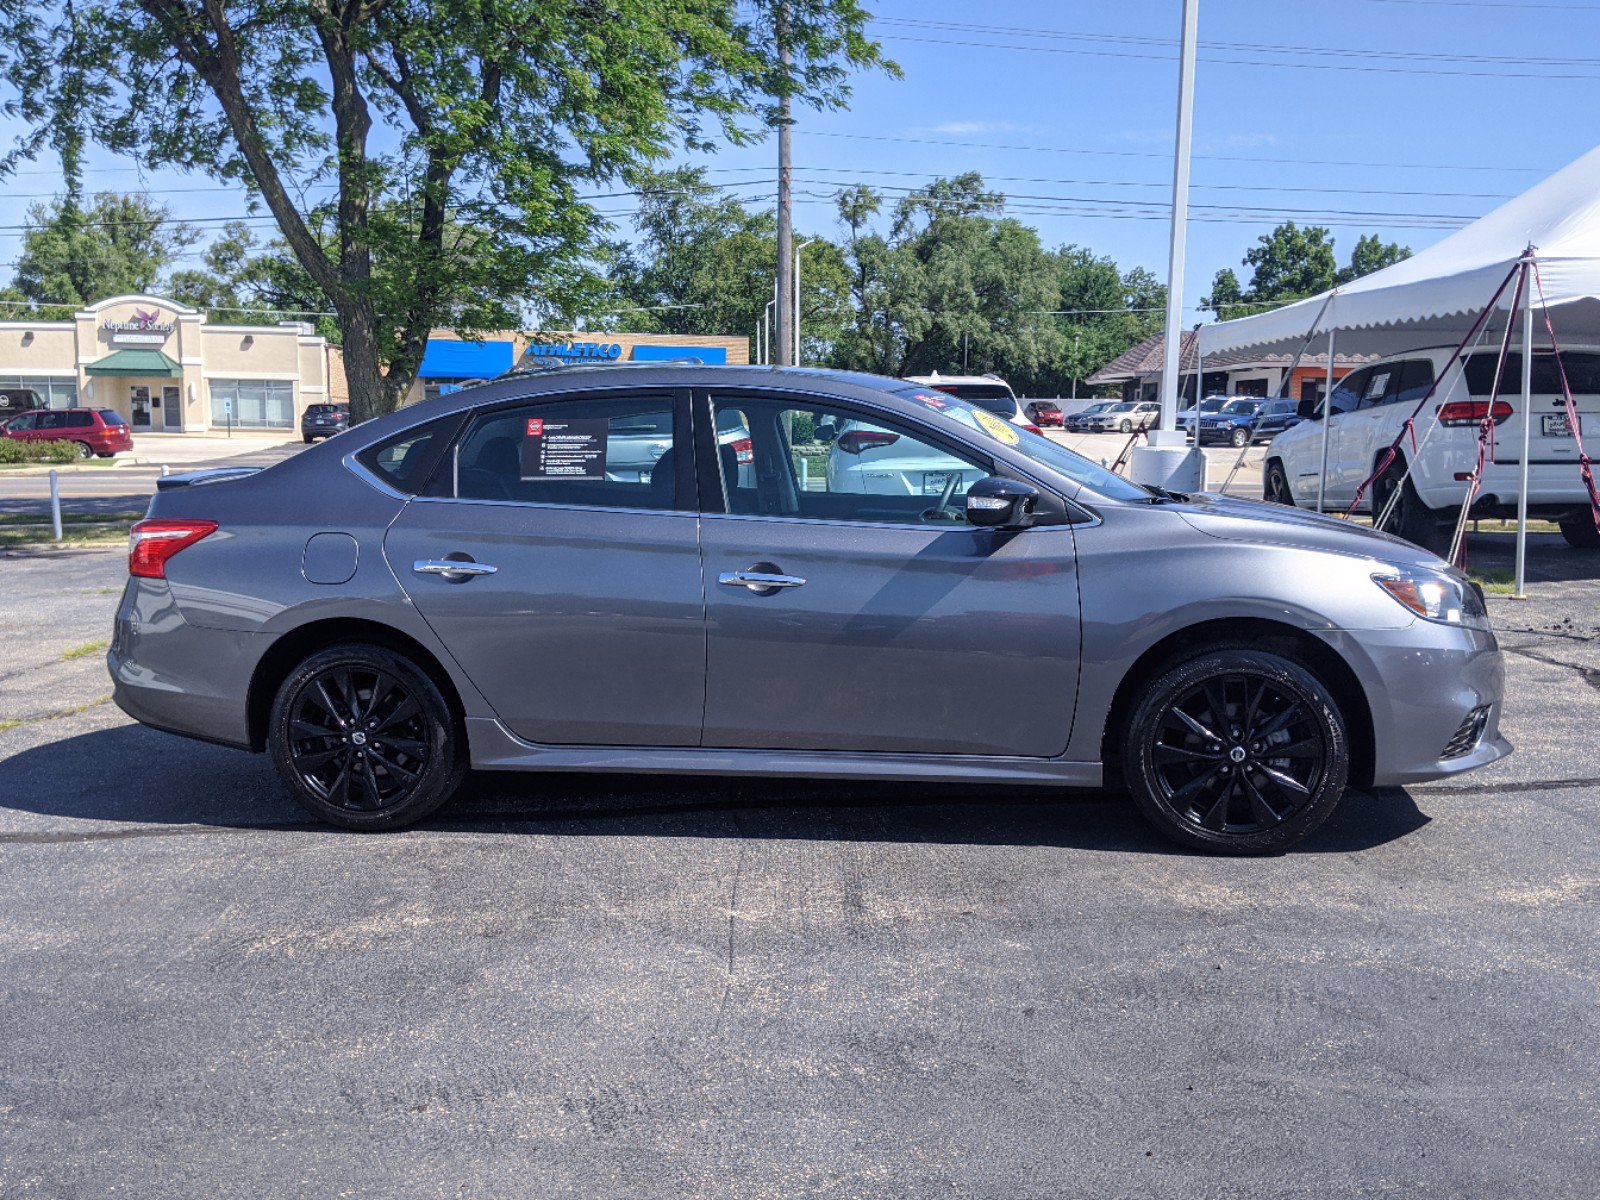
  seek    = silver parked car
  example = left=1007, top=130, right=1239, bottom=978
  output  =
left=110, top=365, right=1509, bottom=854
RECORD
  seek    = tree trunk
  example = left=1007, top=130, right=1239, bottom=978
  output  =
left=337, top=301, right=386, bottom=425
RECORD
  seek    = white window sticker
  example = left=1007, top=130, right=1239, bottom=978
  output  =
left=520, top=417, right=610, bottom=480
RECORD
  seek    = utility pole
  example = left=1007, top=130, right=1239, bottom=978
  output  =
left=774, top=0, right=795, bottom=367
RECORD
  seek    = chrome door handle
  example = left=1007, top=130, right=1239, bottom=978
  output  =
left=718, top=570, right=806, bottom=591
left=413, top=558, right=498, bottom=578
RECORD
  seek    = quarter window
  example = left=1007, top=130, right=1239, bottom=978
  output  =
left=452, top=397, right=683, bottom=510
left=709, top=396, right=989, bottom=527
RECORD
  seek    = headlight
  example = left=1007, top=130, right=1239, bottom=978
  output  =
left=1372, top=567, right=1487, bottom=625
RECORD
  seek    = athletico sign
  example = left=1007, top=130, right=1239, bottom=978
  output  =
left=523, top=340, right=623, bottom=362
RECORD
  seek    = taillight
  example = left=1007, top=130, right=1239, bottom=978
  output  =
left=837, top=429, right=900, bottom=455
left=730, top=436, right=753, bottom=465
left=129, top=518, right=217, bottom=579
left=1438, top=400, right=1513, bottom=427
left=1024, top=423, right=1043, bottom=435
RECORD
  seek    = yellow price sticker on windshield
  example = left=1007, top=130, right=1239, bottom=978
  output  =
left=972, top=408, right=1021, bottom=445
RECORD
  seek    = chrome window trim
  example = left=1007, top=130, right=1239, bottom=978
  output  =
left=403, top=493, right=695, bottom=519
left=698, top=509, right=1083, bottom=535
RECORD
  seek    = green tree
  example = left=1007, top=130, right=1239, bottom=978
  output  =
left=4, top=192, right=198, bottom=316
left=1337, top=233, right=1411, bottom=284
left=1035, top=246, right=1166, bottom=397
left=167, top=221, right=335, bottom=335
left=1, top=1, right=890, bottom=422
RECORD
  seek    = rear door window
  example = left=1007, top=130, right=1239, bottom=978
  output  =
left=452, top=395, right=687, bottom=511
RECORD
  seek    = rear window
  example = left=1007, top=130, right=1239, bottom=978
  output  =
left=927, top=384, right=1016, bottom=416
left=1463, top=351, right=1600, bottom=396
left=98, top=410, right=127, bottom=426
left=306, top=404, right=346, bottom=417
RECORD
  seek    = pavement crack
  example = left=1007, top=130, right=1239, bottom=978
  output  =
left=0, top=694, right=113, bottom=730
left=716, top=826, right=748, bottom=1027
left=1503, top=645, right=1600, bottom=695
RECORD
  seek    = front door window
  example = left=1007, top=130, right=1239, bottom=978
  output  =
left=130, top=386, right=152, bottom=428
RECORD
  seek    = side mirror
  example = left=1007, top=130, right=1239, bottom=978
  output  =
left=965, top=475, right=1039, bottom=529
left=1296, top=397, right=1322, bottom=420
left=815, top=421, right=837, bottom=444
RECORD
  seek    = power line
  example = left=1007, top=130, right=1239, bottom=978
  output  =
left=873, top=31, right=1600, bottom=81
left=800, top=129, right=1551, bottom=175
left=878, top=16, right=1600, bottom=68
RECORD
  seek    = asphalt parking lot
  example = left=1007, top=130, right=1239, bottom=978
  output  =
left=2, top=537, right=1598, bottom=1195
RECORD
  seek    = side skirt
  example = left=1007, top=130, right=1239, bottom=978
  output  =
left=466, top=718, right=1104, bottom=788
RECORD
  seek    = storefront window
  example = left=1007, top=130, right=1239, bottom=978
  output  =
left=0, top=376, right=78, bottom=409
left=209, top=379, right=294, bottom=428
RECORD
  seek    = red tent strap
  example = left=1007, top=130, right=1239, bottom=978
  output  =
left=1345, top=259, right=1524, bottom=518
left=1531, top=259, right=1600, bottom=533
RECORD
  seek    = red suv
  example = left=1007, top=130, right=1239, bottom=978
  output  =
left=1, top=408, right=134, bottom=458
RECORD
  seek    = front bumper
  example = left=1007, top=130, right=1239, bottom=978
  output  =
left=1318, top=622, right=1511, bottom=786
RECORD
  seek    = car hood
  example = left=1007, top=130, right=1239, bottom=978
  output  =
left=1173, top=491, right=1445, bottom=569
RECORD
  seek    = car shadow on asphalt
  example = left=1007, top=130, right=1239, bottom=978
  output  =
left=0, top=724, right=1429, bottom=855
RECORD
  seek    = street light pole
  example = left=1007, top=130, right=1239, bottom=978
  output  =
left=794, top=238, right=817, bottom=365
left=774, top=0, right=795, bottom=367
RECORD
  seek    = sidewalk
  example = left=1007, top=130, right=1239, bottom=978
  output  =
left=1, top=431, right=300, bottom=476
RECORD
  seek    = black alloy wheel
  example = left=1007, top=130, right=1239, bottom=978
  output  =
left=269, top=643, right=464, bottom=830
left=1264, top=460, right=1295, bottom=506
left=1124, top=650, right=1349, bottom=854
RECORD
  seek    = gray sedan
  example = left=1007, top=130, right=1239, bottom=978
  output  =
left=109, top=365, right=1509, bottom=854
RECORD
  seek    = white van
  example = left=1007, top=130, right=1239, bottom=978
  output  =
left=1263, top=345, right=1600, bottom=552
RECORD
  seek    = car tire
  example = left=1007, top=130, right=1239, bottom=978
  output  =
left=268, top=643, right=466, bottom=831
left=1122, top=649, right=1350, bottom=855
left=1230, top=426, right=1250, bottom=448
left=73, top=440, right=93, bottom=459
left=1264, top=459, right=1295, bottom=506
left=303, top=435, right=315, bottom=444
left=1559, top=511, right=1600, bottom=549
left=95, top=452, right=114, bottom=459
left=1120, top=419, right=1133, bottom=433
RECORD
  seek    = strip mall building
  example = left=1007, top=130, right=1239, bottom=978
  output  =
left=0, top=293, right=749, bottom=434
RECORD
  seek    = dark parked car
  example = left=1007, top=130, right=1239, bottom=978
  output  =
left=301, top=403, right=350, bottom=443
left=1194, top=397, right=1302, bottom=447
left=1026, top=401, right=1064, bottom=428
left=110, top=364, right=1508, bottom=855
left=1063, top=401, right=1117, bottom=433
left=1, top=408, right=133, bottom=458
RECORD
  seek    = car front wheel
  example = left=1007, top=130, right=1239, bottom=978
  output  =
left=1120, top=419, right=1133, bottom=433
left=1122, top=649, right=1350, bottom=855
left=268, top=643, right=465, bottom=830
left=1230, top=426, right=1250, bottom=448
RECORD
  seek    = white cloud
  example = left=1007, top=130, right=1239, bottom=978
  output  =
left=927, top=120, right=1022, bottom=136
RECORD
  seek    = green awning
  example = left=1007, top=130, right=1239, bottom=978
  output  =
left=84, top=348, right=182, bottom=378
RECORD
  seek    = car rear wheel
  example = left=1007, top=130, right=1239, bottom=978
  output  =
left=72, top=440, right=93, bottom=459
left=1559, top=511, right=1600, bottom=549
left=1230, top=426, right=1250, bottom=448
left=1122, top=649, right=1349, bottom=855
left=268, top=643, right=465, bottom=830
left=1264, top=459, right=1295, bottom=506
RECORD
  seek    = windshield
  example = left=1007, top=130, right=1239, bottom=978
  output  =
left=1220, top=399, right=1262, bottom=415
left=890, top=386, right=1151, bottom=502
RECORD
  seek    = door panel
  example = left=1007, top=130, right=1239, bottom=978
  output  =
left=700, top=517, right=1080, bottom=755
left=385, top=499, right=706, bottom=746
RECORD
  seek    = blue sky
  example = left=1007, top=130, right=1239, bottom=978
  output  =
left=4, top=0, right=1600, bottom=325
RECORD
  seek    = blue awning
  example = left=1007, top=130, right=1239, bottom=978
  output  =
left=629, top=344, right=727, bottom=364
left=418, top=339, right=515, bottom=379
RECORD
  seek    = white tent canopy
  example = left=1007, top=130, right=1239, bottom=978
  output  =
left=1199, top=143, right=1600, bottom=360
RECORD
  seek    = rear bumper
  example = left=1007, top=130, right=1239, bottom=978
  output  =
left=107, top=580, right=260, bottom=749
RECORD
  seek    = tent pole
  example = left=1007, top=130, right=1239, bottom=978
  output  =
left=1514, top=257, right=1535, bottom=598
left=1318, top=321, right=1337, bottom=514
